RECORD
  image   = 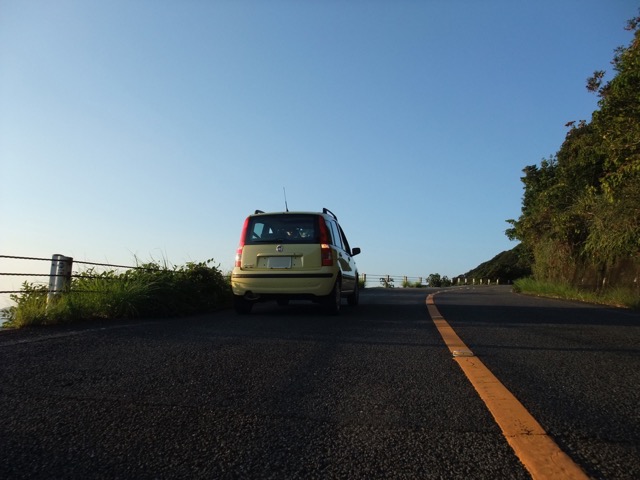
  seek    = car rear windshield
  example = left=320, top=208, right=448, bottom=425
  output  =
left=245, top=214, right=319, bottom=245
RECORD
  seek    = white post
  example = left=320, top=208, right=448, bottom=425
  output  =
left=48, top=254, right=73, bottom=305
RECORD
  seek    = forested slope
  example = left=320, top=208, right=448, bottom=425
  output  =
left=463, top=244, right=532, bottom=284
left=506, top=15, right=640, bottom=293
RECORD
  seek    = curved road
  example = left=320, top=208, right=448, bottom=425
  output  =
left=0, top=286, right=638, bottom=479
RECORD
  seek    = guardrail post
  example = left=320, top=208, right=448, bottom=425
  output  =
left=48, top=254, right=73, bottom=305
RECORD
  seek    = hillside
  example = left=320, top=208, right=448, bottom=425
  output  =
left=462, top=243, right=532, bottom=283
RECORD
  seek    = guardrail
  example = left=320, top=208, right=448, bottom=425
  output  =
left=0, top=254, right=154, bottom=303
left=0, top=254, right=505, bottom=302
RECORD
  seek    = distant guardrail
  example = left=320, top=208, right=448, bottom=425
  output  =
left=359, top=274, right=503, bottom=288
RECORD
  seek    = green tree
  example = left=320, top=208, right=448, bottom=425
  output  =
left=507, top=13, right=640, bottom=289
left=579, top=15, right=640, bottom=270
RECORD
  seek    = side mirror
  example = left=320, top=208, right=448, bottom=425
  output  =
left=351, top=247, right=361, bottom=256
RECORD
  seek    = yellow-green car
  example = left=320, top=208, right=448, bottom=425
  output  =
left=231, top=208, right=361, bottom=314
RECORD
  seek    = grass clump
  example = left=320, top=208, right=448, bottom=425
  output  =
left=401, top=279, right=424, bottom=288
left=514, top=277, right=640, bottom=309
left=4, top=260, right=231, bottom=328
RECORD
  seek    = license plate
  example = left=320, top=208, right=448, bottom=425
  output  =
left=268, top=256, right=292, bottom=269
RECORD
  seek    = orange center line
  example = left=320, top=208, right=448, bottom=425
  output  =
left=426, top=293, right=588, bottom=480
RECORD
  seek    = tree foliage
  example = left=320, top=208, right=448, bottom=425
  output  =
left=507, top=14, right=640, bottom=289
left=426, top=273, right=452, bottom=287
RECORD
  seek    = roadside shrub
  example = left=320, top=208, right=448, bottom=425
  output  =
left=6, top=282, right=49, bottom=326
left=426, top=273, right=453, bottom=287
left=401, top=279, right=424, bottom=288
left=4, top=259, right=231, bottom=328
left=514, top=277, right=639, bottom=309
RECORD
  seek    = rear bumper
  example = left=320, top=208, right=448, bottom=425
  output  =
left=231, top=270, right=336, bottom=297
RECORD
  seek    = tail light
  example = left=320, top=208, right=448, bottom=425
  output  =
left=235, top=217, right=249, bottom=267
left=318, top=217, right=333, bottom=266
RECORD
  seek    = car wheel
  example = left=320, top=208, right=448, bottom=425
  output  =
left=324, top=278, right=341, bottom=315
left=347, top=278, right=359, bottom=306
left=233, top=295, right=253, bottom=314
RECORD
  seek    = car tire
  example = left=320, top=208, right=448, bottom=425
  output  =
left=324, top=278, right=341, bottom=315
left=347, top=277, right=359, bottom=306
left=233, top=295, right=253, bottom=314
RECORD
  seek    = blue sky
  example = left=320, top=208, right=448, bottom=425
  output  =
left=1, top=0, right=637, bottom=305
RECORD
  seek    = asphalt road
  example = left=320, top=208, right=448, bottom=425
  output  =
left=434, top=286, right=640, bottom=480
left=0, top=286, right=638, bottom=479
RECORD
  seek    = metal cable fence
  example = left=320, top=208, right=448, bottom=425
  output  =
left=1, top=254, right=504, bottom=298
left=1, top=256, right=428, bottom=298
left=0, top=254, right=157, bottom=295
left=1, top=254, right=233, bottom=325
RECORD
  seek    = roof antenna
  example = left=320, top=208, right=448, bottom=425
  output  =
left=283, top=187, right=289, bottom=212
